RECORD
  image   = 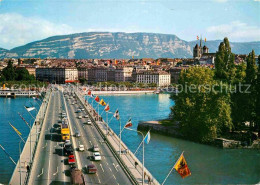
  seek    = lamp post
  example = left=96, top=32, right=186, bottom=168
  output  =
left=125, top=128, right=145, bottom=185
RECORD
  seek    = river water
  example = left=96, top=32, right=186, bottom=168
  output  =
left=0, top=94, right=259, bottom=184
left=87, top=93, right=260, bottom=185
left=0, top=97, right=40, bottom=184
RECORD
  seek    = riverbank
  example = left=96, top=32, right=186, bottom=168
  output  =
left=86, top=90, right=155, bottom=95
left=137, top=120, right=260, bottom=149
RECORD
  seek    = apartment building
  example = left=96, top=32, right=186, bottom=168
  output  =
left=136, top=71, right=171, bottom=87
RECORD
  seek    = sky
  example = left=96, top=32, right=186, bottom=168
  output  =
left=0, top=0, right=260, bottom=49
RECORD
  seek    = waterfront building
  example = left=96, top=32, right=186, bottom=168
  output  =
left=36, top=67, right=78, bottom=83
left=136, top=70, right=171, bottom=87
left=115, top=67, right=133, bottom=82
left=78, top=67, right=88, bottom=81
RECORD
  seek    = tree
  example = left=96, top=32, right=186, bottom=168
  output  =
left=215, top=37, right=235, bottom=83
left=2, top=60, right=16, bottom=81
left=255, top=55, right=260, bottom=137
left=244, top=50, right=257, bottom=129
left=15, top=68, right=34, bottom=81
left=170, top=67, right=233, bottom=143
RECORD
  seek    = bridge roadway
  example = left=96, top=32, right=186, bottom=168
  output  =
left=27, top=89, right=133, bottom=185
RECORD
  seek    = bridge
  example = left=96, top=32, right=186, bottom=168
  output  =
left=9, top=86, right=160, bottom=185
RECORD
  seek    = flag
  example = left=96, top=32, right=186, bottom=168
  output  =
left=99, top=99, right=106, bottom=106
left=113, top=109, right=120, bottom=120
left=174, top=153, right=191, bottom=179
left=95, top=96, right=100, bottom=102
left=205, top=38, right=207, bottom=42
left=104, top=104, right=110, bottom=112
left=24, top=106, right=35, bottom=112
left=144, top=131, right=150, bottom=144
left=90, top=94, right=94, bottom=98
left=9, top=122, right=22, bottom=135
left=124, top=118, right=132, bottom=128
left=197, top=36, right=199, bottom=40
left=87, top=90, right=91, bottom=95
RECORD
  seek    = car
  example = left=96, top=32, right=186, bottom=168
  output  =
left=84, top=115, right=89, bottom=118
left=75, top=109, right=82, bottom=113
left=78, top=145, right=84, bottom=151
left=68, top=155, right=76, bottom=165
left=75, top=131, right=81, bottom=137
left=92, top=145, right=99, bottom=152
left=92, top=152, right=101, bottom=161
left=64, top=143, right=73, bottom=155
left=84, top=120, right=91, bottom=125
left=81, top=108, right=85, bottom=111
left=85, top=164, right=97, bottom=174
left=78, top=116, right=82, bottom=119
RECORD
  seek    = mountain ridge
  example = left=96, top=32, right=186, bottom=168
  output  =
left=0, top=32, right=259, bottom=59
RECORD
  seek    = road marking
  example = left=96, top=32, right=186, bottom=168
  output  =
left=113, top=163, right=119, bottom=172
left=113, top=175, right=116, bottom=180
left=37, top=168, right=44, bottom=177
left=96, top=173, right=101, bottom=184
left=42, top=142, right=47, bottom=148
left=100, top=164, right=104, bottom=172
left=53, top=167, right=58, bottom=175
left=89, top=141, right=92, bottom=145
left=106, top=162, right=109, bottom=166
left=109, top=167, right=112, bottom=172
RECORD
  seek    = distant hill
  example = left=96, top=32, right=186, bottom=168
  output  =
left=0, top=32, right=259, bottom=59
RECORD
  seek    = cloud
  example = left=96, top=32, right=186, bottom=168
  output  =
left=0, top=13, right=75, bottom=49
left=213, top=0, right=228, bottom=2
left=206, top=21, right=260, bottom=42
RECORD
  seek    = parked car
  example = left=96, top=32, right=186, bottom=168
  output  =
left=78, top=145, right=84, bottom=151
left=68, top=155, right=76, bottom=165
left=85, top=164, right=97, bottom=174
left=78, top=116, right=82, bottom=119
left=92, top=152, right=101, bottom=161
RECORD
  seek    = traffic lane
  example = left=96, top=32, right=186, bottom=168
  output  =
left=66, top=102, right=101, bottom=185
left=31, top=92, right=56, bottom=184
left=77, top=101, right=133, bottom=184
left=68, top=103, right=129, bottom=185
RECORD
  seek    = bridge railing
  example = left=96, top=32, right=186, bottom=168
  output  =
left=9, top=89, right=52, bottom=185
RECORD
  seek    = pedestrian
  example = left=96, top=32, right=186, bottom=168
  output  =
left=26, top=165, right=30, bottom=173
left=134, top=161, right=138, bottom=169
left=148, top=176, right=151, bottom=185
left=144, top=171, right=146, bottom=179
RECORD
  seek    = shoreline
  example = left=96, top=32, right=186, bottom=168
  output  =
left=137, top=120, right=260, bottom=149
left=83, top=90, right=155, bottom=95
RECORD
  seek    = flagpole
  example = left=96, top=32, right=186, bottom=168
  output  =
left=119, top=118, right=122, bottom=157
left=125, top=127, right=145, bottom=185
left=98, top=103, right=100, bottom=122
left=106, top=111, right=108, bottom=136
left=161, top=151, right=184, bottom=185
left=0, top=144, right=17, bottom=165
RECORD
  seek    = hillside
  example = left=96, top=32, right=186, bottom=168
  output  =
left=0, top=32, right=259, bottom=59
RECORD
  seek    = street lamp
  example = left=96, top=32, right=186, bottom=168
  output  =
left=125, top=128, right=145, bottom=185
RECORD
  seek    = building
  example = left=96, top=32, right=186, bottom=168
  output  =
left=136, top=71, right=171, bottom=87
left=36, top=67, right=78, bottom=83
left=78, top=67, right=88, bottom=81
left=193, top=38, right=209, bottom=59
left=115, top=67, right=133, bottom=82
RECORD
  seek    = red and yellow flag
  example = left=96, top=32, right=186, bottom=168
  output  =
left=95, top=96, right=100, bottom=102
left=174, top=153, right=191, bottom=179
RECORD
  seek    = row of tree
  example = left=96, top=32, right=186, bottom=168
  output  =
left=0, top=61, right=35, bottom=82
left=171, top=37, right=260, bottom=143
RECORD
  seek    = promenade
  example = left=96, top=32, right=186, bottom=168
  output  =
left=75, top=91, right=160, bottom=185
